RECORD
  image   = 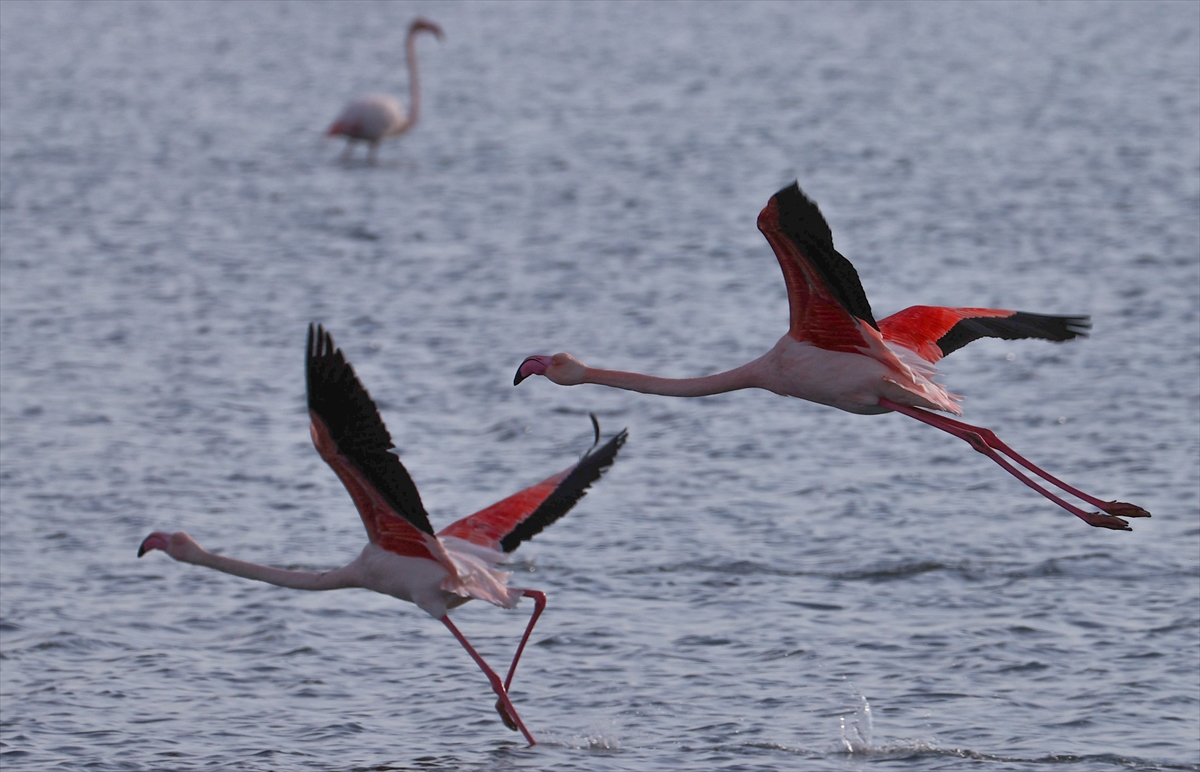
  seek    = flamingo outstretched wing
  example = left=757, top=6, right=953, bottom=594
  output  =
left=438, top=416, right=627, bottom=553
left=756, top=183, right=878, bottom=352
left=306, top=324, right=445, bottom=562
left=879, top=307, right=1092, bottom=364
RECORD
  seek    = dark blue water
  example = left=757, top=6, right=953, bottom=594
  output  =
left=2, top=2, right=1197, bottom=770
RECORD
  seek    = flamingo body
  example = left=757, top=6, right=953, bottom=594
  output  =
left=140, top=325, right=627, bottom=744
left=327, top=18, right=443, bottom=162
left=323, top=540, right=520, bottom=618
left=327, top=94, right=409, bottom=142
left=515, top=182, right=1148, bottom=530
left=753, top=335, right=946, bottom=415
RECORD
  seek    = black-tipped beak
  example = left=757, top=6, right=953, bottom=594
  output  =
left=137, top=533, right=166, bottom=558
left=513, top=356, right=535, bottom=386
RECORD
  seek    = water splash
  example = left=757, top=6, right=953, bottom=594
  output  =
left=543, top=719, right=623, bottom=752
left=839, top=693, right=874, bottom=754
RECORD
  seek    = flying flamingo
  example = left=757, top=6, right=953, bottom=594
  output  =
left=139, top=325, right=627, bottom=746
left=327, top=18, right=444, bottom=163
left=514, top=182, right=1149, bottom=530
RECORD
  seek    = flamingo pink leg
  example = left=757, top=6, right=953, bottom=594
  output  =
left=878, top=398, right=1149, bottom=530
left=441, top=616, right=537, bottom=747
left=489, top=590, right=547, bottom=732
left=503, top=590, right=546, bottom=692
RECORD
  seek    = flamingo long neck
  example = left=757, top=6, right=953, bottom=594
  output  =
left=404, top=29, right=422, bottom=130
left=582, top=357, right=764, bottom=398
left=192, top=549, right=359, bottom=592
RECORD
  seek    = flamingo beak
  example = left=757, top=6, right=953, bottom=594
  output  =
left=137, top=533, right=169, bottom=558
left=513, top=356, right=551, bottom=386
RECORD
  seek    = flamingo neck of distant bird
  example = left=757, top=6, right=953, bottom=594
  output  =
left=582, top=357, right=765, bottom=398
left=404, top=28, right=422, bottom=131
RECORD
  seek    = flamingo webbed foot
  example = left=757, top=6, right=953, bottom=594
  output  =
left=1079, top=511, right=1133, bottom=531
left=1101, top=501, right=1150, bottom=519
left=495, top=698, right=519, bottom=731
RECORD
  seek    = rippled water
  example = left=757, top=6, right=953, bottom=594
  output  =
left=2, top=1, right=1198, bottom=770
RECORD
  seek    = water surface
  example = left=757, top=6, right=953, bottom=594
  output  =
left=2, top=2, right=1198, bottom=770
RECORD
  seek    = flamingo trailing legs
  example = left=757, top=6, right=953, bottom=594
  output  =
left=327, top=18, right=443, bottom=163
left=140, top=325, right=627, bottom=745
left=515, top=182, right=1148, bottom=530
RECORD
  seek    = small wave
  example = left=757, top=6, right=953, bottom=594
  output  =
left=832, top=560, right=956, bottom=582
left=788, top=600, right=843, bottom=611
left=673, top=634, right=734, bottom=647
left=622, top=552, right=1183, bottom=585
left=841, top=742, right=1199, bottom=770
left=625, top=557, right=966, bottom=582
left=620, top=559, right=801, bottom=577
left=11, top=631, right=130, bottom=657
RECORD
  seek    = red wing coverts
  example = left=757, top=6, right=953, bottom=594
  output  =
left=439, top=416, right=628, bottom=553
left=306, top=325, right=436, bottom=550
left=758, top=183, right=879, bottom=352
left=880, top=307, right=1092, bottom=364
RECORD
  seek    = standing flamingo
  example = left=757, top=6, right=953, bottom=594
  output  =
left=515, top=182, right=1149, bottom=530
left=139, top=325, right=627, bottom=746
left=327, top=18, right=443, bottom=163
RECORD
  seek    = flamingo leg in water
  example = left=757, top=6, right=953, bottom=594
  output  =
left=441, top=616, right=537, bottom=746
left=878, top=398, right=1149, bottom=530
left=491, top=590, right=547, bottom=732
left=503, top=590, right=546, bottom=691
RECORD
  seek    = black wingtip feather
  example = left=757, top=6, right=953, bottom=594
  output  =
left=499, top=421, right=628, bottom=553
left=772, top=182, right=879, bottom=329
left=306, top=324, right=433, bottom=534
left=937, top=313, right=1091, bottom=358
left=307, top=324, right=396, bottom=454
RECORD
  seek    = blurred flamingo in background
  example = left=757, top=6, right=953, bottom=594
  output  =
left=515, top=182, right=1149, bottom=531
left=140, top=325, right=627, bottom=746
left=327, top=18, right=443, bottom=163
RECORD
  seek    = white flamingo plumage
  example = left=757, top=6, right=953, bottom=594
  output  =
left=515, top=182, right=1149, bottom=531
left=327, top=18, right=443, bottom=163
left=139, top=325, right=627, bottom=746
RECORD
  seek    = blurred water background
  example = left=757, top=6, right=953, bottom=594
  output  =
left=1, top=1, right=1198, bottom=770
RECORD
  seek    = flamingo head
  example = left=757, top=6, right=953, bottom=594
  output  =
left=409, top=18, right=444, bottom=41
left=137, top=531, right=204, bottom=563
left=513, top=353, right=586, bottom=386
